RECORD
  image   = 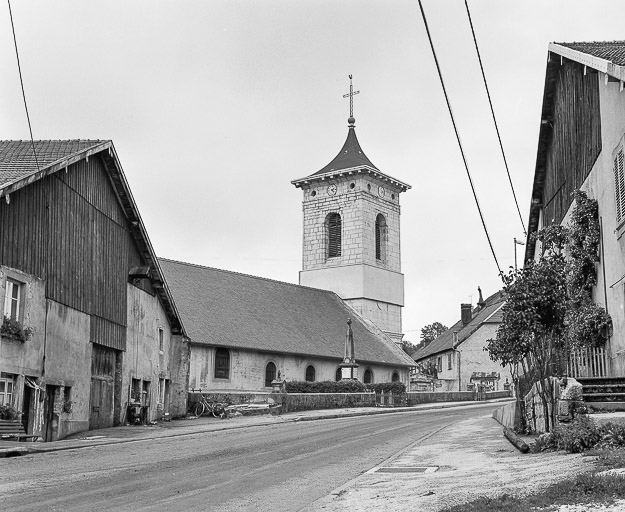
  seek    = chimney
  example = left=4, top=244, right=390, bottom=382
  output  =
left=461, top=303, right=472, bottom=326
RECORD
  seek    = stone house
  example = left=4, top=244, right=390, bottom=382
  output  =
left=159, top=258, right=415, bottom=392
left=524, top=41, right=625, bottom=378
left=411, top=291, right=512, bottom=392
left=0, top=140, right=189, bottom=441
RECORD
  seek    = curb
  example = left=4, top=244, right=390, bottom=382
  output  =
left=0, top=398, right=514, bottom=458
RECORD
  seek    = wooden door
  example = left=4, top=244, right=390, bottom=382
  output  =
left=89, top=377, right=114, bottom=430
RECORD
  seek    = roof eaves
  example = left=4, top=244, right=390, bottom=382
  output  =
left=291, top=166, right=411, bottom=191
left=99, top=146, right=187, bottom=338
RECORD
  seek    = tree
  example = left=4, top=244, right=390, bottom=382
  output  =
left=486, top=190, right=610, bottom=433
left=420, top=322, right=448, bottom=345
left=400, top=339, right=418, bottom=355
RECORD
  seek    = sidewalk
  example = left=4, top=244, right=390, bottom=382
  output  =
left=0, top=398, right=513, bottom=458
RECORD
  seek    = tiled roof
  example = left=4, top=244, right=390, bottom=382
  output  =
left=0, top=140, right=106, bottom=187
left=312, top=126, right=379, bottom=176
left=412, top=291, right=505, bottom=361
left=555, top=41, right=625, bottom=66
left=158, top=258, right=414, bottom=367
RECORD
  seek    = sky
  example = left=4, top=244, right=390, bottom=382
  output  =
left=1, top=1, right=624, bottom=342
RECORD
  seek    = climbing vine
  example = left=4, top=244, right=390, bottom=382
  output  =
left=564, top=190, right=611, bottom=349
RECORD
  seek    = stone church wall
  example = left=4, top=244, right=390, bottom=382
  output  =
left=188, top=345, right=409, bottom=392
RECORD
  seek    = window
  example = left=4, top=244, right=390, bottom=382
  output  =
left=158, top=328, right=164, bottom=352
left=447, top=353, right=453, bottom=370
left=3, top=278, right=22, bottom=321
left=305, top=365, right=316, bottom=382
left=364, top=368, right=373, bottom=384
left=391, top=371, right=399, bottom=382
left=326, top=213, right=342, bottom=258
left=214, top=348, right=230, bottom=379
left=437, top=356, right=442, bottom=373
left=615, top=143, right=625, bottom=222
left=0, top=375, right=14, bottom=406
left=265, top=362, right=276, bottom=387
left=375, top=214, right=387, bottom=261
left=335, top=367, right=342, bottom=381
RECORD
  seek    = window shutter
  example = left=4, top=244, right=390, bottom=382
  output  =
left=616, top=147, right=625, bottom=222
left=328, top=213, right=341, bottom=258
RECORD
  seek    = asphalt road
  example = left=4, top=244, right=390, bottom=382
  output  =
left=0, top=404, right=500, bottom=512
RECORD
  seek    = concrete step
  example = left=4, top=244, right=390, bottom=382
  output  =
left=577, top=377, right=625, bottom=387
left=586, top=401, right=625, bottom=413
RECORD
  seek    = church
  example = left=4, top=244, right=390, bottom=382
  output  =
left=162, top=83, right=414, bottom=391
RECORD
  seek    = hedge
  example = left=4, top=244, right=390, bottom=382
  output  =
left=284, top=380, right=406, bottom=394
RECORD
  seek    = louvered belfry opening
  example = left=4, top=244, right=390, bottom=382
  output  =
left=375, top=213, right=387, bottom=261
left=614, top=145, right=625, bottom=222
left=327, top=212, right=342, bottom=258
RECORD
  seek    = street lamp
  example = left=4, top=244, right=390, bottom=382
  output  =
left=514, top=237, right=525, bottom=270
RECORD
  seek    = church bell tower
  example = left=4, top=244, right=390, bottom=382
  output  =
left=291, top=77, right=411, bottom=343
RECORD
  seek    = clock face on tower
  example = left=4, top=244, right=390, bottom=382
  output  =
left=327, top=184, right=337, bottom=196
left=378, top=186, right=385, bottom=198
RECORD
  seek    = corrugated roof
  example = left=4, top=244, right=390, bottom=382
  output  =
left=412, top=291, right=505, bottom=361
left=312, top=126, right=379, bottom=176
left=158, top=258, right=414, bottom=367
left=555, top=41, right=625, bottom=66
left=0, top=140, right=106, bottom=187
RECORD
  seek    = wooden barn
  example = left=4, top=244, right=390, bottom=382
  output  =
left=0, top=140, right=189, bottom=441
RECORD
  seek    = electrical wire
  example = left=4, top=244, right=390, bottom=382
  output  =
left=417, top=0, right=503, bottom=277
left=465, top=0, right=526, bottom=236
left=7, top=0, right=39, bottom=172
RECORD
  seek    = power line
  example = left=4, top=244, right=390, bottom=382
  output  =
left=7, top=0, right=39, bottom=172
left=464, top=0, right=526, bottom=236
left=417, top=0, right=503, bottom=277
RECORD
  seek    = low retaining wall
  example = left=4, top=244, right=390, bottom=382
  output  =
left=188, top=389, right=513, bottom=415
left=492, top=401, right=517, bottom=428
left=188, top=391, right=275, bottom=412
left=406, top=390, right=511, bottom=405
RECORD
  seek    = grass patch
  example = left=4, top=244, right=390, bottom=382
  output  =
left=441, top=448, right=625, bottom=512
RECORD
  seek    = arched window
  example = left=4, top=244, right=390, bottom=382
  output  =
left=265, top=362, right=276, bottom=387
left=375, top=213, right=387, bottom=261
left=391, top=371, right=399, bottom=382
left=335, top=367, right=342, bottom=381
left=214, top=348, right=230, bottom=379
left=305, top=365, right=316, bottom=382
left=364, top=368, right=373, bottom=384
left=326, top=213, right=342, bottom=258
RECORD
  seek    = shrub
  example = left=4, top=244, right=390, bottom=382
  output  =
left=531, top=417, right=625, bottom=453
left=0, top=404, right=19, bottom=420
left=285, top=380, right=368, bottom=393
left=0, top=316, right=34, bottom=342
left=366, top=382, right=406, bottom=394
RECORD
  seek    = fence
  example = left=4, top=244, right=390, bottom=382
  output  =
left=568, top=346, right=608, bottom=378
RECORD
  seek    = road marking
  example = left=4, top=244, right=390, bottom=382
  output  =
left=367, top=466, right=439, bottom=474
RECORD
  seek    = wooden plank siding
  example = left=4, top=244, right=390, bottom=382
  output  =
left=0, top=155, right=149, bottom=350
left=542, top=60, right=602, bottom=226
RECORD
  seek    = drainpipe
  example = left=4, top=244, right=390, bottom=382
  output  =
left=453, top=331, right=461, bottom=392
left=600, top=217, right=612, bottom=375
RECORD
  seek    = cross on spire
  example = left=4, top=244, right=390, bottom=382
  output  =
left=342, top=74, right=360, bottom=126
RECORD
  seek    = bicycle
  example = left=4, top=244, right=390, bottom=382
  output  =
left=194, top=395, right=229, bottom=418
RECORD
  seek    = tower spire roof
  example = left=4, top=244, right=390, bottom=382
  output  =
left=312, top=124, right=379, bottom=176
